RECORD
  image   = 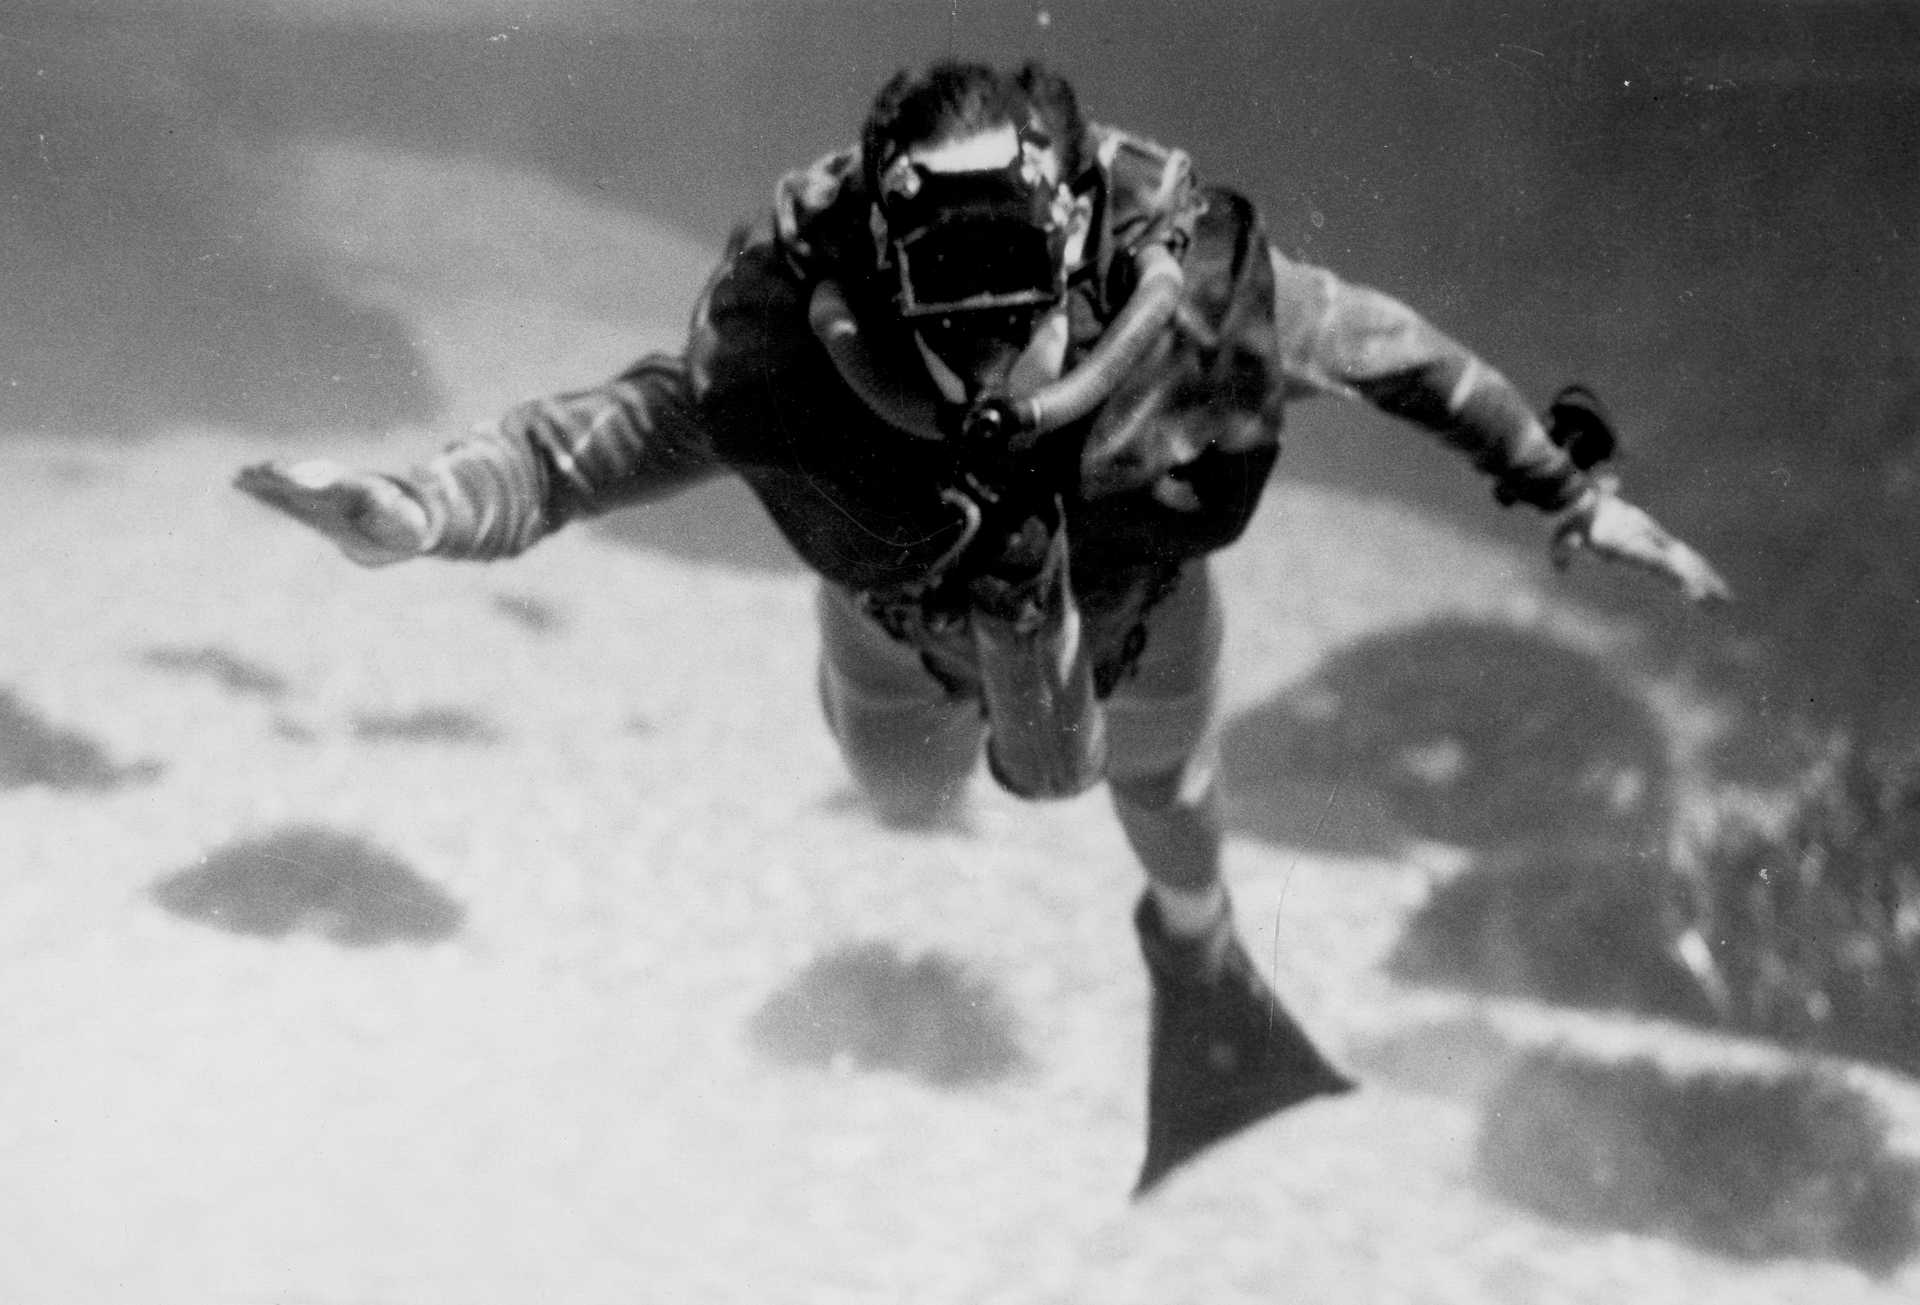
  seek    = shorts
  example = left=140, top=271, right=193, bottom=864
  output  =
left=815, top=556, right=1224, bottom=786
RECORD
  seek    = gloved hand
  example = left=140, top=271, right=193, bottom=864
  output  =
left=1551, top=478, right=1732, bottom=605
left=234, top=459, right=433, bottom=567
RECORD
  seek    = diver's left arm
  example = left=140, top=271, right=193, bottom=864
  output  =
left=1267, top=253, right=1730, bottom=604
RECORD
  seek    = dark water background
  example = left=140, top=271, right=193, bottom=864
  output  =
left=7, top=0, right=1916, bottom=741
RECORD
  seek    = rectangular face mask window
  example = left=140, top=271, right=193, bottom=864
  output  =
left=894, top=217, right=1061, bottom=318
left=883, top=161, right=1066, bottom=319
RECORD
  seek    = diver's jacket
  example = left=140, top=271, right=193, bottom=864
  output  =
left=402, top=124, right=1590, bottom=692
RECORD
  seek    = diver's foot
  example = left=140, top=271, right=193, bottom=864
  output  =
left=1133, top=893, right=1356, bottom=1196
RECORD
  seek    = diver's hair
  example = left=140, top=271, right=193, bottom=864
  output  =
left=859, top=60, right=1088, bottom=194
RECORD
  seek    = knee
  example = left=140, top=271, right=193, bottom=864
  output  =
left=1110, top=747, right=1220, bottom=818
left=1110, top=766, right=1184, bottom=815
left=818, top=663, right=982, bottom=828
left=843, top=725, right=980, bottom=829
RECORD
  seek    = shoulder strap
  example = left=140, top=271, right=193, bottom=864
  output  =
left=1087, top=124, right=1205, bottom=260
left=770, top=146, right=874, bottom=275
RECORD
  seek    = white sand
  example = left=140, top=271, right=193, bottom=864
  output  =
left=1, top=431, right=1914, bottom=1304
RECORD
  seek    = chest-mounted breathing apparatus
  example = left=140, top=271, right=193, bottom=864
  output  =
left=809, top=132, right=1187, bottom=446
left=804, top=129, right=1195, bottom=803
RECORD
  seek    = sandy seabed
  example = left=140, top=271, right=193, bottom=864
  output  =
left=0, top=432, right=1914, bottom=1305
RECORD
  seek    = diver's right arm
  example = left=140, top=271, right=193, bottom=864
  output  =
left=236, top=354, right=722, bottom=566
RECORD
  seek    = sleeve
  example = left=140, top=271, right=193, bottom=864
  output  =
left=1266, top=249, right=1589, bottom=512
left=406, top=352, right=723, bottom=561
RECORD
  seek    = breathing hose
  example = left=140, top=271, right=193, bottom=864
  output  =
left=807, top=242, right=1186, bottom=443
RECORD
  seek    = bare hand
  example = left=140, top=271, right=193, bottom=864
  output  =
left=234, top=459, right=432, bottom=567
left=1551, top=483, right=1732, bottom=605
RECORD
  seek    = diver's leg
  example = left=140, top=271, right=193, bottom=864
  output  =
left=1104, top=562, right=1353, bottom=1196
left=815, top=582, right=985, bottom=828
left=1105, top=560, right=1231, bottom=904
